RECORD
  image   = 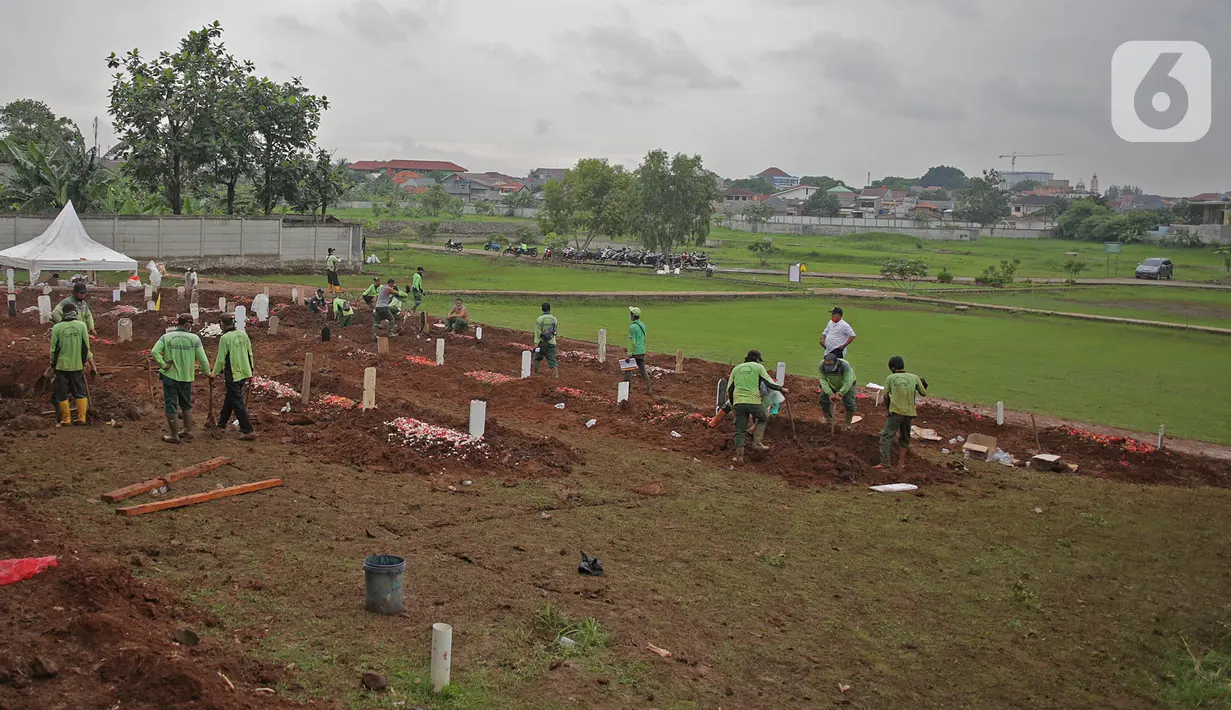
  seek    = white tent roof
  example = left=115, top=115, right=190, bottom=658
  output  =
left=0, top=201, right=138, bottom=272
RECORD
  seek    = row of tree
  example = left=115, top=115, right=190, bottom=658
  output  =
left=535, top=152, right=719, bottom=253
left=0, top=23, right=353, bottom=220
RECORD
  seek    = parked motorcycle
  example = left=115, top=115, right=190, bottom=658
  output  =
left=444, top=239, right=463, bottom=252
left=483, top=240, right=503, bottom=251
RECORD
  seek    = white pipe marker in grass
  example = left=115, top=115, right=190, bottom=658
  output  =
left=112, top=288, right=121, bottom=302
left=362, top=367, right=376, bottom=410
left=234, top=305, right=247, bottom=331
left=996, top=401, right=1005, bottom=426
left=189, top=303, right=199, bottom=323
left=469, top=400, right=487, bottom=438
left=37, top=295, right=51, bottom=323
left=521, top=350, right=532, bottom=379
left=117, top=318, right=132, bottom=343
left=776, top=362, right=786, bottom=386
left=436, top=338, right=445, bottom=365
left=598, top=328, right=607, bottom=363
left=218, top=297, right=226, bottom=312
left=617, top=381, right=629, bottom=403
left=431, top=622, right=452, bottom=693
left=1157, top=424, right=1165, bottom=450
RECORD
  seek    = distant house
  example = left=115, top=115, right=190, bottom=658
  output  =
left=499, top=182, right=529, bottom=195
left=1188, top=192, right=1231, bottom=225
left=391, top=171, right=433, bottom=189
left=721, top=187, right=757, bottom=208
left=1111, top=194, right=1167, bottom=213
left=459, top=173, right=507, bottom=202
left=856, top=188, right=910, bottom=215
left=528, top=168, right=567, bottom=188
left=772, top=185, right=820, bottom=202
left=1010, top=194, right=1060, bottom=217
left=828, top=185, right=857, bottom=207
left=349, top=159, right=467, bottom=175
left=752, top=167, right=801, bottom=189
left=752, top=194, right=789, bottom=215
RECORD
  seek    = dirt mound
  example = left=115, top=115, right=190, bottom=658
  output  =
left=0, top=501, right=308, bottom=709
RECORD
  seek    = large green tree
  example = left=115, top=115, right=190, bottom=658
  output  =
left=536, top=178, right=573, bottom=237
left=535, top=158, right=633, bottom=249
left=798, top=175, right=847, bottom=192
left=918, top=165, right=969, bottom=190
left=729, top=177, right=775, bottom=195
left=802, top=189, right=841, bottom=217
left=294, top=150, right=353, bottom=220
left=870, top=176, right=916, bottom=191
left=0, top=100, right=82, bottom=161
left=954, top=169, right=1011, bottom=233
left=249, top=76, right=327, bottom=215
left=630, top=150, right=719, bottom=253
left=106, top=22, right=235, bottom=214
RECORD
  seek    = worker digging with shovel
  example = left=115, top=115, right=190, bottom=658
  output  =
left=818, top=350, right=857, bottom=432
left=726, top=350, right=788, bottom=464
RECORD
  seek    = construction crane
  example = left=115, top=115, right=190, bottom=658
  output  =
left=998, top=152, right=1063, bottom=171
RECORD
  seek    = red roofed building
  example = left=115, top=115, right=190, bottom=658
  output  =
left=391, top=171, right=423, bottom=186
left=349, top=159, right=467, bottom=174
left=751, top=167, right=801, bottom=189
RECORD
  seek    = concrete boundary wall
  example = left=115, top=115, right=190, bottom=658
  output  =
left=0, top=214, right=362, bottom=264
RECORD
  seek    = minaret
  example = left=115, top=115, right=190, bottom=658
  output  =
left=1090, top=173, right=1099, bottom=195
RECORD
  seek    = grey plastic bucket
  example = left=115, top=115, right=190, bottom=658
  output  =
left=363, top=554, right=405, bottom=615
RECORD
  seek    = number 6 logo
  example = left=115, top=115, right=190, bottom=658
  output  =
left=1112, top=41, right=1211, bottom=143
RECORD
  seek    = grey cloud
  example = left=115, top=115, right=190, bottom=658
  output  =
left=272, top=14, right=317, bottom=35
left=340, top=0, right=442, bottom=44
left=534, top=118, right=552, bottom=136
left=577, top=26, right=739, bottom=91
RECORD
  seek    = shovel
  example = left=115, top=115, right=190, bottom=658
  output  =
left=783, top=395, right=798, bottom=441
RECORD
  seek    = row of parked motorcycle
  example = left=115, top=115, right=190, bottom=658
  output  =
left=451, top=239, right=714, bottom=271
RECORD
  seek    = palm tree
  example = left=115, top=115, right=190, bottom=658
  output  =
left=0, top=133, right=111, bottom=212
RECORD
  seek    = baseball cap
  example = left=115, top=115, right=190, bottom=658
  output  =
left=829, top=306, right=843, bottom=315
left=629, top=306, right=641, bottom=316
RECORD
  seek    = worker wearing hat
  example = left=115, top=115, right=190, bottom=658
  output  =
left=325, top=248, right=342, bottom=294
left=50, top=282, right=96, bottom=334
left=819, top=306, right=855, bottom=359
left=211, top=313, right=257, bottom=440
left=725, top=350, right=788, bottom=463
left=48, top=301, right=97, bottom=426
left=150, top=314, right=212, bottom=444
left=818, top=350, right=857, bottom=431
left=626, top=306, right=651, bottom=395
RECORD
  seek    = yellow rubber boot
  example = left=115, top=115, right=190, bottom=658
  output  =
left=75, top=398, right=88, bottom=425
left=56, top=401, right=72, bottom=427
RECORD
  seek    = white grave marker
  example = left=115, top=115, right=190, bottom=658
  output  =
left=218, top=296, right=226, bottom=312
left=521, top=350, right=532, bottom=378
left=112, top=288, right=121, bottom=302
left=1157, top=424, right=1165, bottom=450
left=436, top=338, right=445, bottom=365
left=146, top=300, right=156, bottom=312
left=37, top=295, right=52, bottom=323
left=469, top=400, right=487, bottom=438
left=362, top=367, right=377, bottom=410
left=996, top=401, right=1005, bottom=426
left=234, top=305, right=247, bottom=331
left=617, top=381, right=630, bottom=403
left=291, top=287, right=299, bottom=304
left=117, top=318, right=133, bottom=342
left=268, top=315, right=279, bottom=335
left=598, top=328, right=607, bottom=363
left=144, top=285, right=152, bottom=300
left=189, top=303, right=199, bottom=322
left=5, top=268, right=12, bottom=293
left=476, top=326, right=483, bottom=341
left=776, top=362, right=786, bottom=386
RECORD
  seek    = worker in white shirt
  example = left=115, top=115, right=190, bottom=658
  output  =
left=819, top=306, right=856, bottom=359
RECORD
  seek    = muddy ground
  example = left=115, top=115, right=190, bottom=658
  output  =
left=2, top=286, right=1229, bottom=708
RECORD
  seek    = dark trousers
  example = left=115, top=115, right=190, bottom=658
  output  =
left=879, top=413, right=913, bottom=464
left=218, top=377, right=253, bottom=433
left=53, top=370, right=87, bottom=403
left=161, top=375, right=193, bottom=417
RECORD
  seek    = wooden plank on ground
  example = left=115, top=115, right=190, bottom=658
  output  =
left=115, top=479, right=282, bottom=517
left=100, top=456, right=234, bottom=502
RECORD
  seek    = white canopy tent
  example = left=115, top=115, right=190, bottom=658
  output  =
left=0, top=201, right=138, bottom=282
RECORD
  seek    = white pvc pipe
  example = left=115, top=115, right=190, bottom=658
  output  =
left=436, top=338, right=445, bottom=365
left=431, top=622, right=452, bottom=693
left=996, top=401, right=1005, bottom=426
left=521, top=350, right=532, bottom=378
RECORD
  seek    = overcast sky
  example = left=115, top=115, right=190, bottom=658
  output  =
left=3, top=0, right=1227, bottom=195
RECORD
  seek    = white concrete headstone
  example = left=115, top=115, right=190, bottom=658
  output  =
left=521, top=350, right=532, bottom=379
left=117, top=318, right=133, bottom=343
left=776, top=362, right=786, bottom=386
left=469, top=400, right=487, bottom=438
left=436, top=338, right=445, bottom=365
left=112, top=289, right=121, bottom=302
left=234, top=305, right=247, bottom=331
left=189, top=303, right=200, bottom=322
left=617, top=381, right=630, bottom=403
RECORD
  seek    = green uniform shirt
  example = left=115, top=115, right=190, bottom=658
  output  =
left=51, top=296, right=94, bottom=332
left=50, top=318, right=90, bottom=371
left=819, top=359, right=856, bottom=396
left=362, top=283, right=380, bottom=297
left=151, top=328, right=210, bottom=383
left=883, top=372, right=927, bottom=417
left=412, top=272, right=423, bottom=291
left=728, top=361, right=772, bottom=405
left=333, top=298, right=354, bottom=317
left=211, top=329, right=254, bottom=381
left=534, top=314, right=558, bottom=345
left=326, top=254, right=340, bottom=272
left=628, top=321, right=646, bottom=356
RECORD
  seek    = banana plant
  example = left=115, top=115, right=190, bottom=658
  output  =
left=0, top=133, right=112, bottom=212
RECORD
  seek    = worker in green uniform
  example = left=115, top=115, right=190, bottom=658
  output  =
left=876, top=355, right=928, bottom=470
left=326, top=248, right=342, bottom=294
left=48, top=302, right=96, bottom=426
left=533, top=302, right=559, bottom=378
left=626, top=306, right=651, bottom=394
left=50, top=282, right=96, bottom=334
left=150, top=313, right=212, bottom=444
left=411, top=266, right=425, bottom=312
left=333, top=297, right=355, bottom=327
left=211, top=313, right=257, bottom=440
left=726, top=350, right=787, bottom=463
left=361, top=277, right=381, bottom=307
left=818, top=350, right=857, bottom=431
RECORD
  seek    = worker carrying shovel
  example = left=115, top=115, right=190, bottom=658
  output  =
left=211, top=313, right=257, bottom=441
left=727, top=350, right=788, bottom=464
left=47, top=301, right=97, bottom=427
left=818, top=350, right=857, bottom=431
left=151, top=314, right=212, bottom=444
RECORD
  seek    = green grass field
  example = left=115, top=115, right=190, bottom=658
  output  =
left=932, top=285, right=1231, bottom=329
left=697, top=228, right=1230, bottom=282
left=451, top=296, right=1231, bottom=445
